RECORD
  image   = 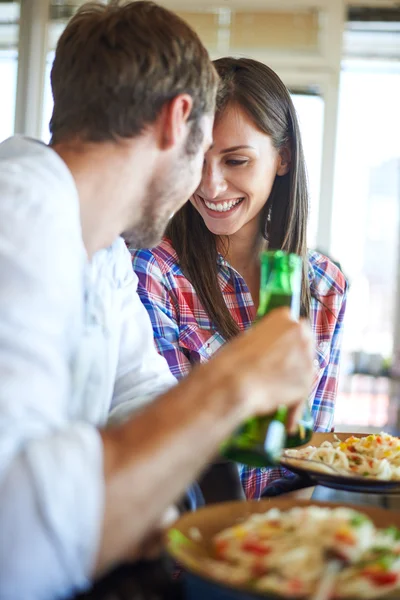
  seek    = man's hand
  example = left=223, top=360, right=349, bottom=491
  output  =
left=211, top=307, right=314, bottom=421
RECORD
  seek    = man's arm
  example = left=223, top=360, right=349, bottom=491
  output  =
left=0, top=169, right=105, bottom=599
left=96, top=309, right=314, bottom=573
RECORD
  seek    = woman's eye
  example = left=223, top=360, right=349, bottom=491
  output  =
left=226, top=159, right=248, bottom=166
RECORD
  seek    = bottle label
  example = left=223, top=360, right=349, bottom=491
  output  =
left=264, top=420, right=286, bottom=454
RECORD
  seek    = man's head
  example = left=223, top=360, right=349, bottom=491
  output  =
left=50, top=1, right=217, bottom=248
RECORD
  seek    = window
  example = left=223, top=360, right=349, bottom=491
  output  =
left=42, top=52, right=54, bottom=143
left=0, top=2, right=19, bottom=142
left=332, top=59, right=400, bottom=428
left=0, top=50, right=18, bottom=142
left=291, top=92, right=324, bottom=249
left=42, top=17, right=70, bottom=142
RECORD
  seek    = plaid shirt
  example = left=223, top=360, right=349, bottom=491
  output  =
left=131, top=238, right=347, bottom=499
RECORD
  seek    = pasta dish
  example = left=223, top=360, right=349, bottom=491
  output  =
left=283, top=433, right=400, bottom=480
left=203, top=506, right=400, bottom=598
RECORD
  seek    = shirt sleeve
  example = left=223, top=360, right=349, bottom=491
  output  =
left=131, top=248, right=192, bottom=381
left=0, top=171, right=104, bottom=599
left=108, top=241, right=177, bottom=424
left=311, top=284, right=348, bottom=432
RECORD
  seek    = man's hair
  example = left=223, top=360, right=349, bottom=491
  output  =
left=50, top=0, right=218, bottom=144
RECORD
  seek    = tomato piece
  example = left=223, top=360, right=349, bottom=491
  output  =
left=335, top=532, right=355, bottom=545
left=288, top=578, right=304, bottom=593
left=215, top=539, right=229, bottom=557
left=348, top=445, right=357, bottom=453
left=242, top=540, right=271, bottom=556
left=364, top=571, right=398, bottom=586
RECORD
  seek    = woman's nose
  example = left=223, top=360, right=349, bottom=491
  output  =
left=199, top=163, right=228, bottom=199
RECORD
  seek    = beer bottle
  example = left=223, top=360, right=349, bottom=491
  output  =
left=220, top=250, right=314, bottom=466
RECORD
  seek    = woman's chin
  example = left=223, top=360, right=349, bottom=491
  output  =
left=203, top=220, right=240, bottom=237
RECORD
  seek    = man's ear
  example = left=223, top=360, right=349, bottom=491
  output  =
left=276, top=145, right=291, bottom=176
left=158, top=94, right=193, bottom=150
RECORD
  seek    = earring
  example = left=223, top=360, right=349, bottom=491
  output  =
left=265, top=206, right=272, bottom=243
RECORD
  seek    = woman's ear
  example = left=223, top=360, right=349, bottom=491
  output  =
left=276, top=145, right=291, bottom=176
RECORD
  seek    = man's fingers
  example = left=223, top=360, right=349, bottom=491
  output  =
left=287, top=401, right=306, bottom=434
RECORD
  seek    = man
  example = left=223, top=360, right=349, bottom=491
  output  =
left=0, top=2, right=313, bottom=599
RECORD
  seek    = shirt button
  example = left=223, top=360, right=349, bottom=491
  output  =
left=206, top=346, right=212, bottom=355
left=313, top=359, right=320, bottom=368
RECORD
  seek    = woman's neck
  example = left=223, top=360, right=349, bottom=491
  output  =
left=220, top=224, right=266, bottom=276
left=217, top=222, right=267, bottom=310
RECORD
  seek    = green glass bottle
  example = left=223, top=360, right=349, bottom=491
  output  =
left=220, top=250, right=314, bottom=467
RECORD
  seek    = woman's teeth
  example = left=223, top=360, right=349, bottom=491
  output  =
left=204, top=198, right=243, bottom=213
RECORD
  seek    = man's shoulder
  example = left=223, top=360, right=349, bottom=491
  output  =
left=0, top=136, right=73, bottom=183
left=0, top=136, right=79, bottom=225
left=0, top=136, right=85, bottom=288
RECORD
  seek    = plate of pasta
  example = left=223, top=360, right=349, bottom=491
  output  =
left=279, top=432, right=400, bottom=493
left=166, top=499, right=400, bottom=599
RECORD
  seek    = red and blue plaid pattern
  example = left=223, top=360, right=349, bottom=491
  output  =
left=131, top=238, right=347, bottom=499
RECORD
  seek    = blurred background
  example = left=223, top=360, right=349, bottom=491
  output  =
left=1, top=0, right=399, bottom=432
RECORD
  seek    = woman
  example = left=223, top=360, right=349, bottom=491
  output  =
left=131, top=58, right=347, bottom=500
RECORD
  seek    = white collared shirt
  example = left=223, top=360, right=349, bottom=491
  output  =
left=0, top=137, right=176, bottom=600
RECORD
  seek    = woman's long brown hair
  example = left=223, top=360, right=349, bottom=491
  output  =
left=166, top=57, right=311, bottom=340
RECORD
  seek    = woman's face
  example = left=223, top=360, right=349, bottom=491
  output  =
left=191, top=103, right=289, bottom=238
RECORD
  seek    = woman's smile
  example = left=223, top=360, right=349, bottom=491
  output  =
left=196, top=195, right=245, bottom=218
